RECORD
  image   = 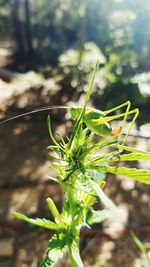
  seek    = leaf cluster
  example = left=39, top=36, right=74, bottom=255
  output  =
left=13, top=62, right=150, bottom=266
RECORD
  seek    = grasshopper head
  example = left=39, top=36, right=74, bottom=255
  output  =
left=70, top=107, right=104, bottom=120
left=70, top=107, right=82, bottom=119
left=70, top=107, right=112, bottom=136
left=83, top=109, right=112, bottom=136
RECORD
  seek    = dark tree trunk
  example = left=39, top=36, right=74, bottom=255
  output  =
left=24, top=0, right=33, bottom=56
left=11, top=0, right=25, bottom=56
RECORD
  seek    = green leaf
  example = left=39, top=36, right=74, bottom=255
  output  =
left=47, top=145, right=60, bottom=151
left=40, top=247, right=65, bottom=267
left=90, top=180, right=121, bottom=215
left=87, top=209, right=111, bottom=225
left=111, top=144, right=150, bottom=155
left=95, top=166, right=150, bottom=185
left=92, top=152, right=117, bottom=164
left=68, top=61, right=99, bottom=147
left=47, top=197, right=59, bottom=219
left=92, top=150, right=150, bottom=164
left=68, top=240, right=84, bottom=267
left=40, top=234, right=66, bottom=267
left=92, top=170, right=106, bottom=183
left=12, top=211, right=58, bottom=230
left=115, top=152, right=150, bottom=161
left=131, top=231, right=147, bottom=255
left=82, top=60, right=99, bottom=114
left=47, top=115, right=64, bottom=154
left=56, top=132, right=66, bottom=146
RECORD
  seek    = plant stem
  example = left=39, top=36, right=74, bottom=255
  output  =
left=68, top=234, right=84, bottom=267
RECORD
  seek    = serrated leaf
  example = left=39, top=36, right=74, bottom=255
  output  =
left=40, top=247, right=65, bottom=267
left=68, top=240, right=84, bottom=267
left=87, top=209, right=111, bottom=225
left=40, top=234, right=66, bottom=267
left=93, top=150, right=150, bottom=164
left=90, top=180, right=121, bottom=215
left=111, top=144, right=150, bottom=155
left=92, top=152, right=117, bottom=164
left=115, top=152, right=150, bottom=161
left=95, top=166, right=150, bottom=185
left=12, top=211, right=58, bottom=230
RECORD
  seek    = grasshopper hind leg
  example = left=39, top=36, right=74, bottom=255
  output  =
left=118, top=108, right=139, bottom=153
left=116, top=101, right=131, bottom=152
left=104, top=101, right=139, bottom=153
left=104, top=101, right=131, bottom=152
left=115, top=105, right=139, bottom=153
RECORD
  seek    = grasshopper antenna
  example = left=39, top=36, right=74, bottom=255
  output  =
left=0, top=105, right=69, bottom=125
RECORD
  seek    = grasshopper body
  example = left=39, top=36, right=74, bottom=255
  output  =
left=70, top=107, right=112, bottom=136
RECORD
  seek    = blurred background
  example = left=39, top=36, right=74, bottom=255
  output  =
left=0, top=0, right=150, bottom=266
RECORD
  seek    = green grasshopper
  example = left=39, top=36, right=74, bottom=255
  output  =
left=4, top=62, right=149, bottom=267
left=0, top=102, right=139, bottom=152
left=70, top=102, right=139, bottom=138
left=0, top=61, right=139, bottom=151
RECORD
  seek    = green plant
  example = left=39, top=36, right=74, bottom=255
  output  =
left=12, top=61, right=150, bottom=266
left=131, top=231, right=150, bottom=267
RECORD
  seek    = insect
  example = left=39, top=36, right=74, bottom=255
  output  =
left=0, top=101, right=139, bottom=147
left=0, top=63, right=139, bottom=150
